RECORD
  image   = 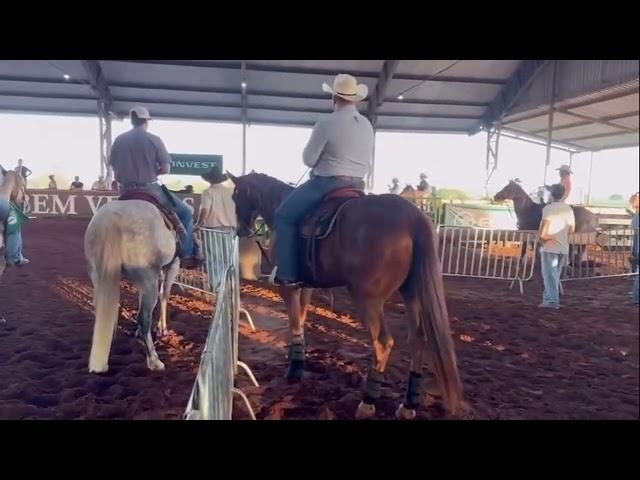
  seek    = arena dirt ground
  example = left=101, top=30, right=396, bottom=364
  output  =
left=0, top=219, right=638, bottom=420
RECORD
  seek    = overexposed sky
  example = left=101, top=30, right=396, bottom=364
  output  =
left=1, top=113, right=638, bottom=201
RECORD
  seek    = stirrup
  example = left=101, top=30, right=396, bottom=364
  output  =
left=267, top=267, right=304, bottom=289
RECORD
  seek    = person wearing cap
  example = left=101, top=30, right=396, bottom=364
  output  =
left=108, top=106, right=201, bottom=269
left=538, top=183, right=575, bottom=309
left=196, top=166, right=237, bottom=230
left=272, top=74, right=374, bottom=287
left=556, top=164, right=573, bottom=203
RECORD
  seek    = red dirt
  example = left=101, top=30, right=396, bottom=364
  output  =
left=0, top=218, right=638, bottom=420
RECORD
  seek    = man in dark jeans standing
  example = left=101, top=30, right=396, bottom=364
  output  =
left=272, top=74, right=374, bottom=287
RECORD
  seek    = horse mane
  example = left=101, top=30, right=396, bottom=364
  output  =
left=239, top=172, right=294, bottom=226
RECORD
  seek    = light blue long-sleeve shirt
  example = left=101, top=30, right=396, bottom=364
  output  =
left=302, top=104, right=374, bottom=178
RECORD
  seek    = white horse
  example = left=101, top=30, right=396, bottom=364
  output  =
left=85, top=200, right=181, bottom=373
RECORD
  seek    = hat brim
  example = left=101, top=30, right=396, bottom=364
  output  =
left=200, top=172, right=228, bottom=184
left=322, top=82, right=368, bottom=102
left=556, top=167, right=573, bottom=174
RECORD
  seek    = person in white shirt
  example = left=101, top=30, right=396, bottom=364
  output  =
left=196, top=166, right=237, bottom=288
left=91, top=175, right=109, bottom=191
left=196, top=166, right=237, bottom=230
left=538, top=183, right=575, bottom=308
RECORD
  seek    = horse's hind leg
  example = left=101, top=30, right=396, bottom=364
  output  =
left=136, top=277, right=165, bottom=371
left=355, top=297, right=394, bottom=420
left=395, top=294, right=425, bottom=420
left=158, top=258, right=180, bottom=338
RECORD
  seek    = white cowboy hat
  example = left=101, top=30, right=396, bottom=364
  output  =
left=130, top=106, right=152, bottom=120
left=322, top=74, right=368, bottom=102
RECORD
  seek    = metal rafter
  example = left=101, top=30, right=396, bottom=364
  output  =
left=81, top=60, right=112, bottom=107
left=123, top=60, right=506, bottom=85
left=474, top=60, right=550, bottom=133
left=367, top=60, right=400, bottom=126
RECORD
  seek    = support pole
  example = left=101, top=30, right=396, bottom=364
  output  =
left=242, top=122, right=247, bottom=175
left=569, top=151, right=574, bottom=169
left=587, top=151, right=594, bottom=205
left=543, top=61, right=558, bottom=186
left=98, top=112, right=105, bottom=179
left=105, top=114, right=113, bottom=184
left=484, top=125, right=501, bottom=198
left=97, top=100, right=113, bottom=183
left=241, top=61, right=248, bottom=175
left=367, top=129, right=376, bottom=191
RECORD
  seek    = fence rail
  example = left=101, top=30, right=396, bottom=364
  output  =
left=182, top=228, right=256, bottom=420
left=437, top=226, right=539, bottom=293
left=562, top=227, right=638, bottom=282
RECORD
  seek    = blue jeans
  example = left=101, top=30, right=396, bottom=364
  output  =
left=0, top=198, right=24, bottom=264
left=123, top=184, right=196, bottom=258
left=274, top=175, right=364, bottom=282
left=541, top=251, right=566, bottom=307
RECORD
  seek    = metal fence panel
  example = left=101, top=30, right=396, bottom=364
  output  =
left=184, top=264, right=235, bottom=420
left=438, top=226, right=539, bottom=291
left=562, top=227, right=639, bottom=281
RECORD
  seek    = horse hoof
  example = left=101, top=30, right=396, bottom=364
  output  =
left=147, top=358, right=165, bottom=371
left=286, top=368, right=305, bottom=384
left=354, top=401, right=376, bottom=420
left=89, top=363, right=109, bottom=374
left=395, top=404, right=417, bottom=420
left=156, top=328, right=170, bottom=339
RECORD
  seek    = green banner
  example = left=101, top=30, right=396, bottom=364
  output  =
left=7, top=202, right=29, bottom=235
left=169, top=154, right=223, bottom=176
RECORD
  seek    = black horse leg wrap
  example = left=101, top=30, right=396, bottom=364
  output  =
left=404, top=371, right=423, bottom=409
left=362, top=369, right=385, bottom=405
left=288, top=336, right=306, bottom=362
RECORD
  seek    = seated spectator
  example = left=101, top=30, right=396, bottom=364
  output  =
left=91, top=175, right=109, bottom=190
left=48, top=175, right=58, bottom=190
left=70, top=176, right=84, bottom=191
left=111, top=180, right=119, bottom=191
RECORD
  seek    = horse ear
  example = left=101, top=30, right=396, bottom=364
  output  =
left=227, top=171, right=239, bottom=185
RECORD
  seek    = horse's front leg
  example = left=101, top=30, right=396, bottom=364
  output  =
left=281, top=287, right=309, bottom=383
left=157, top=258, right=180, bottom=338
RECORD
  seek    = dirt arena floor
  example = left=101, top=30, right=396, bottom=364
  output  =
left=0, top=218, right=638, bottom=420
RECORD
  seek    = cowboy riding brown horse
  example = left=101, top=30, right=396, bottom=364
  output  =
left=229, top=171, right=463, bottom=420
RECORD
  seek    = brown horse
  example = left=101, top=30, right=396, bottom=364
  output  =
left=494, top=180, right=598, bottom=264
left=229, top=172, right=462, bottom=420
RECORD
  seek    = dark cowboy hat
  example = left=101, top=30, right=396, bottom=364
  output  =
left=200, top=165, right=228, bottom=184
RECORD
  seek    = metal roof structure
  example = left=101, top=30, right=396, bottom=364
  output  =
left=0, top=60, right=522, bottom=133
left=1, top=60, right=637, bottom=148
left=0, top=60, right=637, bottom=186
left=478, top=60, right=639, bottom=152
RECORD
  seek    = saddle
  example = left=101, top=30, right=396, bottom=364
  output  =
left=118, top=191, right=187, bottom=239
left=299, top=187, right=365, bottom=283
left=300, top=188, right=364, bottom=239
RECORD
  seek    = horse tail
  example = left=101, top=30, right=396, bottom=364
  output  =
left=408, top=213, right=463, bottom=414
left=88, top=213, right=122, bottom=373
